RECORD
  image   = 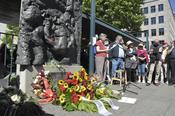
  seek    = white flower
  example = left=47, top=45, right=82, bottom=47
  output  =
left=10, top=94, right=21, bottom=104
left=44, top=71, right=50, bottom=75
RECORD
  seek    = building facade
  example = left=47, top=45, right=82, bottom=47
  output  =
left=139, top=0, right=175, bottom=45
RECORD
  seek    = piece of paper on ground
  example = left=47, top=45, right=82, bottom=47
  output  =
left=118, top=97, right=137, bottom=104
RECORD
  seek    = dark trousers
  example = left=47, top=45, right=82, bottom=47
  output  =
left=126, top=68, right=136, bottom=82
left=169, top=59, right=175, bottom=83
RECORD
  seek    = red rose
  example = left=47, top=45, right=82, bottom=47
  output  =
left=66, top=72, right=72, bottom=79
left=71, top=93, right=80, bottom=103
left=65, top=79, right=73, bottom=84
left=72, top=79, right=78, bottom=85
left=59, top=85, right=66, bottom=92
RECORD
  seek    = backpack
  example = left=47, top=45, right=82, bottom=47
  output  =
left=93, top=45, right=97, bottom=55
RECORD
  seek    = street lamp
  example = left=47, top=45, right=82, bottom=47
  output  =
left=89, top=0, right=96, bottom=74
left=145, top=31, right=149, bottom=51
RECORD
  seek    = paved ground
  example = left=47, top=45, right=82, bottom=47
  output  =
left=42, top=83, right=175, bottom=116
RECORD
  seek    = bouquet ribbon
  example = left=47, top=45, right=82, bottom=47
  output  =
left=101, top=98, right=119, bottom=110
left=82, top=97, right=119, bottom=116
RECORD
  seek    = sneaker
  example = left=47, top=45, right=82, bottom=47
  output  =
left=154, top=83, right=160, bottom=86
left=146, top=83, right=151, bottom=86
left=142, top=80, right=146, bottom=83
left=137, top=80, right=141, bottom=83
left=165, top=81, right=168, bottom=85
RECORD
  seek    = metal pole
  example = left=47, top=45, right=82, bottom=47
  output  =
left=10, top=35, right=14, bottom=74
left=146, top=31, right=149, bottom=51
left=89, top=0, right=96, bottom=74
left=4, top=35, right=7, bottom=66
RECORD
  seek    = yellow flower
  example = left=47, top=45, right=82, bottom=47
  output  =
left=34, top=89, right=42, bottom=96
left=73, top=85, right=80, bottom=92
left=64, top=83, right=68, bottom=88
left=60, top=94, right=65, bottom=98
left=59, top=97, right=65, bottom=104
left=86, top=93, right=91, bottom=100
left=58, top=80, right=64, bottom=85
left=73, top=72, right=79, bottom=80
left=99, top=89, right=104, bottom=94
left=81, top=68, right=86, bottom=72
left=69, top=88, right=73, bottom=93
left=78, top=89, right=82, bottom=93
left=87, top=84, right=93, bottom=90
left=78, top=95, right=82, bottom=101
left=79, top=78, right=83, bottom=83
left=97, top=88, right=105, bottom=94
left=81, top=86, right=86, bottom=92
left=84, top=75, right=89, bottom=80
left=91, top=78, right=97, bottom=83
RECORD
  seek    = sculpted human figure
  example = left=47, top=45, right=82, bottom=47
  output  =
left=17, top=0, right=82, bottom=65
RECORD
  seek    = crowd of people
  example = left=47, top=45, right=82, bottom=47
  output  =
left=94, top=33, right=175, bottom=86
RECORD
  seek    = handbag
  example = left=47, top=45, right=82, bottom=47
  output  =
left=125, top=59, right=138, bottom=69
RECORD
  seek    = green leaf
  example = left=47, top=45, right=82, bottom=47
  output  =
left=83, top=0, right=144, bottom=31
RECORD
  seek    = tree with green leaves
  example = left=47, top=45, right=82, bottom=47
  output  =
left=1, top=24, right=19, bottom=48
left=83, top=0, right=144, bottom=32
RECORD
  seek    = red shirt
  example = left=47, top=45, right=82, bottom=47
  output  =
left=96, top=40, right=107, bottom=57
left=136, top=49, right=149, bottom=63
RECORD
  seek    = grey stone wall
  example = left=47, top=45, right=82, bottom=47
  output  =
left=16, top=0, right=82, bottom=65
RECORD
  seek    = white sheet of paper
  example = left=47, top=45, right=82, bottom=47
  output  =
left=118, top=97, right=137, bottom=104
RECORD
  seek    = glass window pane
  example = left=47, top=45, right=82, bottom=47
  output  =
left=151, top=6, right=156, bottom=13
left=159, top=16, right=164, bottom=23
left=159, top=28, right=164, bottom=35
left=144, top=18, right=149, bottom=25
left=151, top=17, right=156, bottom=24
left=158, top=4, right=164, bottom=11
left=151, top=29, right=156, bottom=36
left=144, top=7, right=148, bottom=14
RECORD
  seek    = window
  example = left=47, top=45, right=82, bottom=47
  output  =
left=158, top=4, right=164, bottom=11
left=144, top=30, right=149, bottom=37
left=159, top=16, right=164, bottom=23
left=159, top=28, right=164, bottom=35
left=151, top=29, right=156, bottom=36
left=144, top=18, right=149, bottom=25
left=151, top=6, right=156, bottom=13
left=144, top=7, right=148, bottom=14
left=151, top=17, right=156, bottom=24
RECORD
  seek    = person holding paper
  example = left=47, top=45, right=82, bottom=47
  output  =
left=108, top=35, right=126, bottom=78
left=95, top=33, right=109, bottom=81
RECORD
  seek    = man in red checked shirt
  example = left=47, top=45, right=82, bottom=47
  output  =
left=95, top=33, right=109, bottom=82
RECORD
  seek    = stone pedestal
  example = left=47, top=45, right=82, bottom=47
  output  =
left=19, top=65, right=43, bottom=96
left=19, top=65, right=82, bottom=96
left=44, top=65, right=82, bottom=82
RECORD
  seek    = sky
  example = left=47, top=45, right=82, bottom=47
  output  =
left=169, top=0, right=175, bottom=15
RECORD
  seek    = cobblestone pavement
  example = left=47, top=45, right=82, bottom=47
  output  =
left=42, top=83, right=175, bottom=116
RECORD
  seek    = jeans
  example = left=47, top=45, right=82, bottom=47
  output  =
left=112, top=58, right=124, bottom=77
left=138, top=63, right=146, bottom=76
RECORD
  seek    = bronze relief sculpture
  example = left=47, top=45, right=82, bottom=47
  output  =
left=16, top=0, right=82, bottom=65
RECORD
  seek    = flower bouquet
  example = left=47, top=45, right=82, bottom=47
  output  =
left=0, top=88, right=47, bottom=116
left=32, top=68, right=122, bottom=114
